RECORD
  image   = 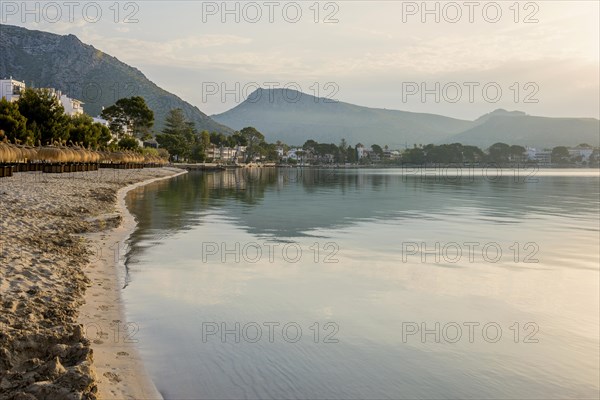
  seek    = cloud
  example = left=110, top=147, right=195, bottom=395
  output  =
left=76, top=32, right=255, bottom=65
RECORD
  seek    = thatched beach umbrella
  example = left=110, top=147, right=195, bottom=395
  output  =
left=0, top=140, right=18, bottom=163
left=24, top=146, right=38, bottom=162
left=37, top=144, right=64, bottom=163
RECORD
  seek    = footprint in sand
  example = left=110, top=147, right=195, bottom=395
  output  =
left=103, top=371, right=122, bottom=383
left=99, top=305, right=110, bottom=311
left=93, top=339, right=104, bottom=345
left=117, top=351, right=129, bottom=356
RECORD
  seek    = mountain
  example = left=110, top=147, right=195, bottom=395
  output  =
left=473, top=108, right=527, bottom=124
left=212, top=88, right=473, bottom=146
left=444, top=112, right=600, bottom=148
left=213, top=89, right=599, bottom=148
left=0, top=24, right=233, bottom=134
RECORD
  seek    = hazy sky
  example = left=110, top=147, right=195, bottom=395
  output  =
left=4, top=1, right=599, bottom=120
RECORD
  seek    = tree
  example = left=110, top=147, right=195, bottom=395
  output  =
left=68, top=114, right=112, bottom=148
left=551, top=146, right=570, bottom=165
left=17, top=88, right=69, bottom=144
left=0, top=98, right=29, bottom=144
left=156, top=134, right=187, bottom=161
left=189, top=130, right=211, bottom=162
left=157, top=148, right=170, bottom=160
left=200, top=130, right=211, bottom=149
left=488, top=142, right=511, bottom=164
left=371, top=144, right=383, bottom=156
left=210, top=132, right=228, bottom=146
left=424, top=143, right=463, bottom=164
left=101, top=96, right=154, bottom=139
left=259, top=142, right=279, bottom=161
left=509, top=145, right=527, bottom=162
left=190, top=140, right=207, bottom=162
left=303, top=139, right=318, bottom=152
left=163, top=109, right=190, bottom=136
left=155, top=109, right=195, bottom=161
left=228, top=131, right=247, bottom=147
left=347, top=145, right=356, bottom=163
left=402, top=147, right=426, bottom=164
left=240, top=126, right=265, bottom=162
left=338, top=138, right=348, bottom=162
left=118, top=136, right=140, bottom=150
left=462, top=145, right=484, bottom=163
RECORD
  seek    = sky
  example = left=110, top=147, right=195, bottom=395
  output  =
left=3, top=1, right=599, bottom=120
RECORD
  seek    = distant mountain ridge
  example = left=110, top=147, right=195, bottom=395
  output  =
left=214, top=89, right=600, bottom=148
left=0, top=24, right=233, bottom=134
left=213, top=88, right=474, bottom=146
left=446, top=114, right=600, bottom=148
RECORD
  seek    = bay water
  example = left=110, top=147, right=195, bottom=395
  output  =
left=122, top=168, right=599, bottom=399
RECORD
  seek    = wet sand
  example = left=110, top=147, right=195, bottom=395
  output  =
left=0, top=167, right=186, bottom=399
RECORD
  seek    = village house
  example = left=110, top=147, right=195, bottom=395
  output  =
left=1, top=78, right=86, bottom=117
left=59, top=93, right=84, bottom=116
left=356, top=143, right=383, bottom=162
left=0, top=78, right=26, bottom=102
left=383, top=149, right=401, bottom=161
left=276, top=146, right=285, bottom=158
left=284, top=148, right=304, bottom=162
left=356, top=143, right=366, bottom=159
left=207, top=144, right=246, bottom=163
left=41, top=88, right=84, bottom=116
left=568, top=147, right=594, bottom=163
left=526, top=147, right=552, bottom=165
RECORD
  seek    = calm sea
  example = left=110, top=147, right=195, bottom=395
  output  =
left=123, top=168, right=600, bottom=399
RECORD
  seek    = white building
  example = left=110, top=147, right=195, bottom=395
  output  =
left=285, top=148, right=304, bottom=161
left=568, top=147, right=594, bottom=162
left=0, top=78, right=26, bottom=102
left=526, top=147, right=552, bottom=165
left=207, top=145, right=246, bottom=163
left=41, top=88, right=85, bottom=116
left=0, top=79, right=85, bottom=116
left=356, top=143, right=366, bottom=159
left=383, top=149, right=401, bottom=160
left=356, top=143, right=385, bottom=162
left=59, top=93, right=84, bottom=116
left=92, top=116, right=109, bottom=127
left=276, top=146, right=285, bottom=158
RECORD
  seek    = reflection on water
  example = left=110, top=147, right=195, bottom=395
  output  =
left=125, top=168, right=599, bottom=399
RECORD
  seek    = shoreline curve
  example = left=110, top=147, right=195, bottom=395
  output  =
left=78, top=168, right=188, bottom=400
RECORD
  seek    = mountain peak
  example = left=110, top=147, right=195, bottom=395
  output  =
left=477, top=109, right=527, bottom=121
left=245, top=87, right=320, bottom=105
left=0, top=24, right=232, bottom=134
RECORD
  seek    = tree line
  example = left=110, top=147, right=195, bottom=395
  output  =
left=154, top=109, right=280, bottom=163
left=294, top=140, right=599, bottom=166
left=0, top=89, right=160, bottom=154
left=0, top=89, right=113, bottom=147
left=401, top=143, right=598, bottom=166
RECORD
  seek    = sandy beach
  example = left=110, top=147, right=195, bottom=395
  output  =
left=0, top=167, right=185, bottom=399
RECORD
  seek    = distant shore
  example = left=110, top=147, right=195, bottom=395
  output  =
left=0, top=167, right=185, bottom=399
left=172, top=162, right=599, bottom=169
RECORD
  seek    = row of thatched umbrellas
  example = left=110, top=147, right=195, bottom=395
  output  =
left=0, top=140, right=168, bottom=177
left=0, top=141, right=167, bottom=165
